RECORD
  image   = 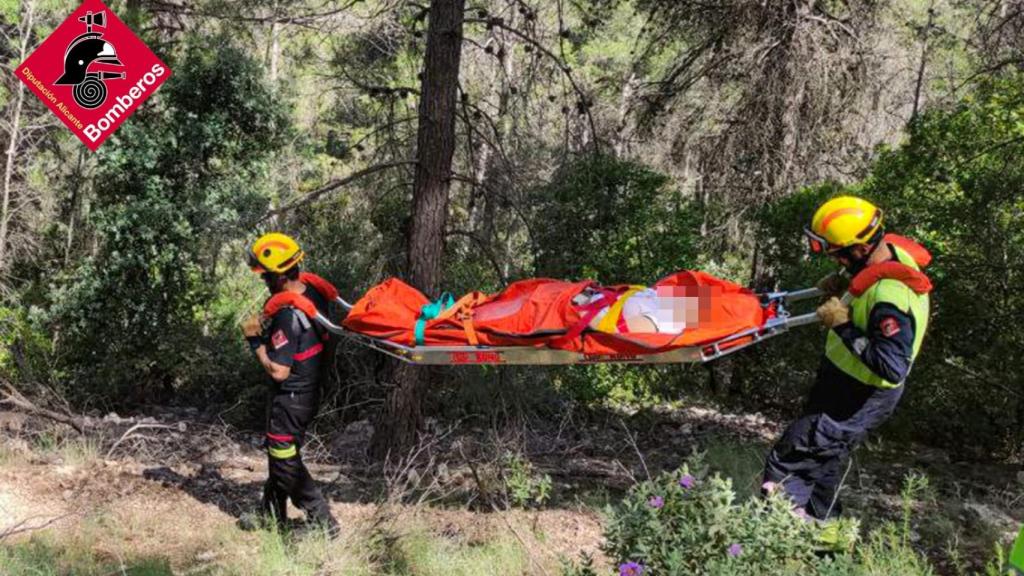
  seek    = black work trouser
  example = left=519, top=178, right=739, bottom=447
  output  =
left=263, top=389, right=336, bottom=529
left=763, top=364, right=904, bottom=520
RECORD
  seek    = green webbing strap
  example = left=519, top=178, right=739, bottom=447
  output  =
left=1010, top=524, right=1024, bottom=574
left=414, top=293, right=455, bottom=346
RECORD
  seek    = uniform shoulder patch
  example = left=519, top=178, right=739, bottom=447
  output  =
left=271, top=329, right=289, bottom=349
left=879, top=317, right=901, bottom=338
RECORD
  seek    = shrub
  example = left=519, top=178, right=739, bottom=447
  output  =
left=598, top=454, right=826, bottom=575
left=561, top=455, right=967, bottom=576
left=503, top=451, right=552, bottom=508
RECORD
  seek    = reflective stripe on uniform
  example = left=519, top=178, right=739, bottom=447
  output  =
left=824, top=245, right=929, bottom=388
left=293, top=342, right=323, bottom=361
left=268, top=443, right=297, bottom=459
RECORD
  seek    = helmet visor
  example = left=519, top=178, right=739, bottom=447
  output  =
left=246, top=250, right=266, bottom=273
left=803, top=226, right=831, bottom=254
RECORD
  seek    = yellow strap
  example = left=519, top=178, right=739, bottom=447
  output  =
left=595, top=286, right=646, bottom=334
left=268, top=444, right=297, bottom=459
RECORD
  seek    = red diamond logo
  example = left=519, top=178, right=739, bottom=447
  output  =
left=15, top=0, right=171, bottom=151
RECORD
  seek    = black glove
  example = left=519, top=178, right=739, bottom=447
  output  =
left=246, top=335, right=263, bottom=352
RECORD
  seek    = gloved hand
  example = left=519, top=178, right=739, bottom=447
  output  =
left=816, top=271, right=849, bottom=299
left=816, top=297, right=850, bottom=329
left=241, top=315, right=264, bottom=351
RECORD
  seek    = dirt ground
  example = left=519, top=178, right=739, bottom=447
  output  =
left=0, top=402, right=1020, bottom=574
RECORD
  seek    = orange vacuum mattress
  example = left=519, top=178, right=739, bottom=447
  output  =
left=342, top=271, right=773, bottom=356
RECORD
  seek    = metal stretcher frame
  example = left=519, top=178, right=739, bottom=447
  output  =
left=309, top=287, right=824, bottom=365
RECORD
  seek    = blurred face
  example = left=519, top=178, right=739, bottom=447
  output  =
left=829, top=244, right=869, bottom=273
left=262, top=272, right=286, bottom=294
left=656, top=286, right=714, bottom=329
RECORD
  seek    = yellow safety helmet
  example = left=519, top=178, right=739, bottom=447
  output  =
left=804, top=196, right=884, bottom=254
left=248, top=232, right=304, bottom=274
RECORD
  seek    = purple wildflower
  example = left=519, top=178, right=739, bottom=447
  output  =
left=647, top=495, right=664, bottom=509
left=679, top=474, right=696, bottom=489
left=619, top=561, right=644, bottom=576
left=728, top=543, right=743, bottom=557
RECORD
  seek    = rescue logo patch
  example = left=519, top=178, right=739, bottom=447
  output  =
left=15, top=0, right=171, bottom=150
left=879, top=317, right=901, bottom=337
left=271, top=329, right=289, bottom=349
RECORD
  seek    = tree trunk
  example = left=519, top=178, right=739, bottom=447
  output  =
left=370, top=0, right=465, bottom=461
left=0, top=0, right=33, bottom=279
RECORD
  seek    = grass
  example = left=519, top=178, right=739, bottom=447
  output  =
left=0, top=511, right=535, bottom=576
left=0, top=528, right=175, bottom=576
left=8, top=431, right=103, bottom=468
left=702, top=436, right=769, bottom=500
left=386, top=526, right=527, bottom=576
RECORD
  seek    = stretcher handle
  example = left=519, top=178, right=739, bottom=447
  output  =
left=786, top=311, right=822, bottom=328
left=780, top=287, right=822, bottom=303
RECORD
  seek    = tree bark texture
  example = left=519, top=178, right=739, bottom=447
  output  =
left=370, top=0, right=465, bottom=461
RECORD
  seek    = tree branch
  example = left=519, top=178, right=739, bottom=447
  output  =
left=259, top=160, right=417, bottom=221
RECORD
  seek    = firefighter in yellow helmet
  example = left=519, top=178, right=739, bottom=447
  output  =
left=240, top=232, right=339, bottom=536
left=763, top=196, right=932, bottom=521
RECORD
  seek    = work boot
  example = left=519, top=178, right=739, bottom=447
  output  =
left=291, top=516, right=341, bottom=541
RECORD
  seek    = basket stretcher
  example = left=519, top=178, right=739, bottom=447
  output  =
left=291, top=274, right=825, bottom=366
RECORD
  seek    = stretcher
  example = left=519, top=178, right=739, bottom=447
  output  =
left=272, top=272, right=826, bottom=366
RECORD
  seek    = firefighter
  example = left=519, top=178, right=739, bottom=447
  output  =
left=240, top=232, right=339, bottom=536
left=763, top=196, right=932, bottom=520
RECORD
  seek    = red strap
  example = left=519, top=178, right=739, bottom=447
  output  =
left=551, top=289, right=620, bottom=346
left=616, top=314, right=630, bottom=334
left=299, top=272, right=340, bottom=301
left=292, top=342, right=323, bottom=361
left=266, top=432, right=294, bottom=442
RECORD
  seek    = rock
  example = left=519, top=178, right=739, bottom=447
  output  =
left=0, top=411, right=27, bottom=432
left=343, top=419, right=373, bottom=436
left=963, top=502, right=1018, bottom=532
left=2, top=437, right=30, bottom=454
left=196, top=550, right=218, bottom=563
left=178, top=421, right=188, bottom=432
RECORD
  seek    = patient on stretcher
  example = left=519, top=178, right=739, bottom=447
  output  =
left=572, top=285, right=712, bottom=335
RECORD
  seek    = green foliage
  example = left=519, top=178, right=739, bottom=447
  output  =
left=598, top=454, right=823, bottom=575
left=44, top=38, right=288, bottom=403
left=530, top=153, right=701, bottom=284
left=562, top=458, right=975, bottom=576
left=0, top=305, right=56, bottom=385
left=503, top=451, right=552, bottom=508
left=750, top=73, right=1024, bottom=456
